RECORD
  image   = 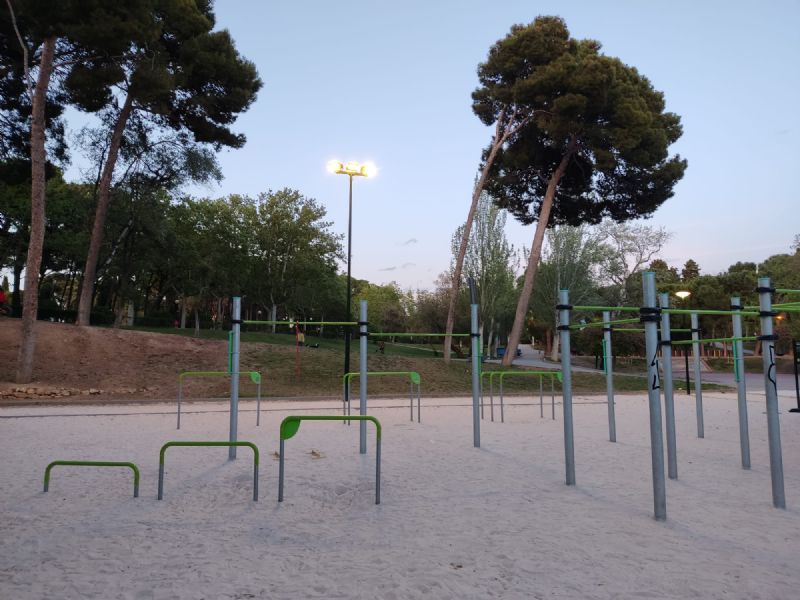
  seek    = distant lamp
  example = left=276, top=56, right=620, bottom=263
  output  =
left=327, top=159, right=377, bottom=178
left=675, top=290, right=691, bottom=300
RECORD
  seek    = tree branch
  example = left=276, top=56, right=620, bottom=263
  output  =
left=4, top=0, right=32, bottom=99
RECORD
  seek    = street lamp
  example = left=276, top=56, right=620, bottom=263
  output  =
left=675, top=290, right=691, bottom=394
left=327, top=159, right=377, bottom=407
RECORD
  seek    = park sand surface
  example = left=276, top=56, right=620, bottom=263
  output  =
left=1, top=390, right=798, bottom=599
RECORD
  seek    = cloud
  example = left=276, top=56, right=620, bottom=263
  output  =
left=399, top=238, right=418, bottom=246
left=379, top=262, right=415, bottom=272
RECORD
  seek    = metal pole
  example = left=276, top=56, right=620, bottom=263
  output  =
left=470, top=302, right=481, bottom=448
left=490, top=376, right=494, bottom=421
left=409, top=380, right=413, bottom=422
left=685, top=351, right=690, bottom=395
left=500, top=379, right=504, bottom=423
left=177, top=378, right=182, bottom=430
left=659, top=293, right=677, bottom=480
left=603, top=311, right=616, bottom=442
left=417, top=384, right=421, bottom=423
left=344, top=174, right=353, bottom=410
left=794, top=340, right=800, bottom=412
left=731, top=296, right=751, bottom=469
left=375, top=439, right=382, bottom=504
left=642, top=272, right=667, bottom=521
left=551, top=376, right=555, bottom=420
left=757, top=277, right=786, bottom=509
left=539, top=376, right=543, bottom=418
left=278, top=439, right=285, bottom=502
left=229, top=296, right=241, bottom=460
left=691, top=312, right=704, bottom=438
left=359, top=300, right=368, bottom=455
left=558, top=289, right=575, bottom=486
left=256, top=379, right=261, bottom=427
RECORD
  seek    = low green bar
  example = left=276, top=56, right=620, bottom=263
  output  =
left=775, top=289, right=800, bottom=294
left=344, top=371, right=420, bottom=385
left=180, top=370, right=261, bottom=382
left=43, top=460, right=140, bottom=497
left=280, top=415, right=381, bottom=441
left=570, top=317, right=641, bottom=330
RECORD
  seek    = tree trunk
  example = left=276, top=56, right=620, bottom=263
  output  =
left=16, top=37, right=56, bottom=383
left=12, top=260, right=23, bottom=316
left=194, top=308, right=200, bottom=338
left=270, top=303, right=277, bottom=333
left=180, top=300, right=187, bottom=329
left=76, top=92, right=135, bottom=326
left=444, top=113, right=510, bottom=363
left=502, top=140, right=576, bottom=367
left=545, top=328, right=552, bottom=356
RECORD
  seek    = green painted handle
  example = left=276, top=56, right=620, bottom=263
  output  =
left=43, top=460, right=140, bottom=494
left=343, top=371, right=420, bottom=385
left=280, top=415, right=382, bottom=441
left=159, top=441, right=259, bottom=466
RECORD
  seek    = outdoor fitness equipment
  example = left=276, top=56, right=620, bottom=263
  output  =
left=277, top=415, right=382, bottom=504
left=176, top=370, right=262, bottom=429
left=43, top=460, right=140, bottom=497
left=343, top=371, right=421, bottom=422
left=480, top=371, right=562, bottom=422
left=157, top=440, right=260, bottom=501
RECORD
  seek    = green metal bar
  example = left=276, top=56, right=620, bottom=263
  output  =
left=775, top=289, right=800, bottom=294
left=343, top=371, right=420, bottom=385
left=278, top=415, right=382, bottom=504
left=570, top=317, right=640, bottom=330
left=671, top=336, right=758, bottom=346
left=242, top=320, right=357, bottom=326
left=43, top=460, right=140, bottom=497
left=179, top=370, right=260, bottom=382
left=158, top=441, right=259, bottom=501
left=369, top=332, right=471, bottom=337
left=663, top=308, right=760, bottom=316
left=571, top=305, right=640, bottom=313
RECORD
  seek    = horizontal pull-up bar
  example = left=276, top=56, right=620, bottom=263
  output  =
left=571, top=305, right=640, bottom=313
left=242, top=320, right=357, bottom=326
left=368, top=332, right=471, bottom=337
left=570, top=317, right=640, bottom=330
left=775, top=288, right=800, bottom=294
left=43, top=460, right=140, bottom=497
left=671, top=336, right=758, bottom=346
left=662, top=308, right=760, bottom=316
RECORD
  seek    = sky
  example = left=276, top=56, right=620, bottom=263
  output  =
left=67, top=0, right=800, bottom=290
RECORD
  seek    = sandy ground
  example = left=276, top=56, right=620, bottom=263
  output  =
left=1, top=390, right=799, bottom=599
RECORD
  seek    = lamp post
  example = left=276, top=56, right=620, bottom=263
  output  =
left=676, top=290, right=691, bottom=394
left=327, top=160, right=377, bottom=408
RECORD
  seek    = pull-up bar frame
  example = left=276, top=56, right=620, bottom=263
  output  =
left=43, top=460, right=140, bottom=497
left=177, top=371, right=262, bottom=429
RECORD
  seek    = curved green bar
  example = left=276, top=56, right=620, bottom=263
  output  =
left=43, top=460, right=140, bottom=497
left=343, top=371, right=420, bottom=386
left=280, top=415, right=382, bottom=441
left=159, top=440, right=259, bottom=466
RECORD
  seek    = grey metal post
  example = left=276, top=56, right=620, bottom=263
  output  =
left=603, top=311, right=616, bottom=442
left=490, top=377, right=495, bottom=421
left=256, top=379, right=261, bottom=427
left=731, top=296, right=751, bottom=469
left=539, top=376, right=543, bottom=418
left=757, top=277, right=786, bottom=509
left=229, top=296, right=241, bottom=460
left=177, top=379, right=182, bottom=430
left=558, top=289, right=575, bottom=486
left=551, top=376, right=555, bottom=420
left=642, top=272, right=667, bottom=521
left=158, top=463, right=164, bottom=500
left=659, top=293, right=677, bottom=480
left=375, top=439, right=381, bottom=504
left=417, top=384, right=421, bottom=423
left=471, top=303, right=481, bottom=448
left=278, top=439, right=285, bottom=502
left=359, top=300, right=368, bottom=455
left=409, top=380, right=413, bottom=422
left=253, top=463, right=259, bottom=502
left=690, top=312, right=704, bottom=438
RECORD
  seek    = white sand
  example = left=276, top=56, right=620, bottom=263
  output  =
left=1, top=390, right=799, bottom=599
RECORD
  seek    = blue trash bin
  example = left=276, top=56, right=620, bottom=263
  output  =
left=496, top=347, right=506, bottom=358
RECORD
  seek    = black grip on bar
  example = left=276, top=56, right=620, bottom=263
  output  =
left=757, top=334, right=779, bottom=341
left=730, top=304, right=743, bottom=311
left=659, top=340, right=672, bottom=347
left=231, top=319, right=242, bottom=325
left=555, top=304, right=573, bottom=311
left=556, top=325, right=570, bottom=331
left=639, top=306, right=661, bottom=323
left=755, top=286, right=775, bottom=294
left=759, top=311, right=777, bottom=318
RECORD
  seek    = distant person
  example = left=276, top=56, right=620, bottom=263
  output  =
left=297, top=331, right=305, bottom=347
left=0, top=288, right=8, bottom=315
left=378, top=341, right=385, bottom=354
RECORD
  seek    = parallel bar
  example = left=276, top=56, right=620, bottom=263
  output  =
left=775, top=288, right=800, bottom=294
left=731, top=296, right=751, bottom=469
left=663, top=308, right=759, bottom=317
left=569, top=317, right=640, bottom=330
left=558, top=290, right=576, bottom=486
left=671, top=336, right=758, bottom=346
left=659, top=293, right=677, bottom=480
left=44, top=460, right=140, bottom=498
left=158, top=441, right=259, bottom=501
left=242, top=320, right=357, bottom=326
left=758, top=278, right=786, bottom=509
left=571, top=305, right=640, bottom=312
left=368, top=332, right=471, bottom=337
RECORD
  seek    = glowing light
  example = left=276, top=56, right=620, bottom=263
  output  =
left=675, top=290, right=691, bottom=300
left=326, top=159, right=378, bottom=178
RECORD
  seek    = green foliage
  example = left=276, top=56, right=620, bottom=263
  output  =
left=476, top=17, right=686, bottom=226
left=681, top=259, right=700, bottom=281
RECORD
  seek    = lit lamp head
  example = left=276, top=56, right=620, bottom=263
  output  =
left=326, top=159, right=377, bottom=178
left=675, top=290, right=691, bottom=301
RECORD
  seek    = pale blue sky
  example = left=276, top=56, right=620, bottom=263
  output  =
left=69, top=0, right=800, bottom=289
